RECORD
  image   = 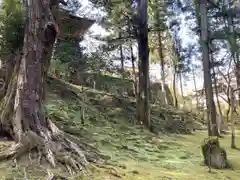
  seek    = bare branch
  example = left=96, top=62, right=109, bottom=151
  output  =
left=219, top=95, right=229, bottom=104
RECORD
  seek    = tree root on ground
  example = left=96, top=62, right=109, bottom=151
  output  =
left=0, top=119, right=101, bottom=175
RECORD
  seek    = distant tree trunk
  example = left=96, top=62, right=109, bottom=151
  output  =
left=230, top=88, right=237, bottom=148
left=199, top=0, right=219, bottom=136
left=130, top=43, right=138, bottom=97
left=235, top=63, right=240, bottom=105
left=157, top=32, right=167, bottom=105
left=173, top=70, right=178, bottom=108
left=136, top=0, right=150, bottom=128
left=212, top=61, right=224, bottom=134
left=223, top=0, right=240, bottom=106
left=192, top=68, right=199, bottom=108
left=179, top=72, right=185, bottom=105
left=217, top=65, right=232, bottom=122
left=119, top=32, right=124, bottom=75
left=136, top=54, right=141, bottom=122
left=0, top=0, right=90, bottom=170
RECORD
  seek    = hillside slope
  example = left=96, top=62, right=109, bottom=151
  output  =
left=0, top=77, right=239, bottom=179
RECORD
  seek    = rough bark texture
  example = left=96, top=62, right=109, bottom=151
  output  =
left=136, top=0, right=150, bottom=128
left=0, top=0, right=93, bottom=173
left=0, top=53, right=19, bottom=99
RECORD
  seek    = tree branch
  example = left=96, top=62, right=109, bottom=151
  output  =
left=219, top=95, right=229, bottom=104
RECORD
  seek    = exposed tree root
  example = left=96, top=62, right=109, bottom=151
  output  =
left=0, top=118, right=102, bottom=175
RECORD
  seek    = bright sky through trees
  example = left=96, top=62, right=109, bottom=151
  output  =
left=0, top=0, right=203, bottom=95
left=78, top=0, right=204, bottom=95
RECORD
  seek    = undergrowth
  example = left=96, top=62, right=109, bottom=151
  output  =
left=0, top=82, right=239, bottom=179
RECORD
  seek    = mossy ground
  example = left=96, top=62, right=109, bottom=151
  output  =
left=0, top=83, right=239, bottom=179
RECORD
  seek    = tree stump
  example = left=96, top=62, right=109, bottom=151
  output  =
left=201, top=138, right=229, bottom=169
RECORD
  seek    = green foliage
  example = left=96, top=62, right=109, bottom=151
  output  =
left=52, top=39, right=111, bottom=80
left=0, top=0, right=24, bottom=56
left=148, top=0, right=176, bottom=67
left=52, top=39, right=89, bottom=78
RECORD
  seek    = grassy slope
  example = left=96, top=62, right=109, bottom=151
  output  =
left=0, top=81, right=239, bottom=179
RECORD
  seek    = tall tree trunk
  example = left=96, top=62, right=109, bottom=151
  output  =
left=199, top=0, right=219, bottom=136
left=0, top=0, right=93, bottom=170
left=173, top=69, right=178, bottom=108
left=192, top=67, right=199, bottom=108
left=136, top=0, right=150, bottom=128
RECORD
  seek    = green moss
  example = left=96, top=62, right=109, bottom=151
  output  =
left=0, top=81, right=239, bottom=180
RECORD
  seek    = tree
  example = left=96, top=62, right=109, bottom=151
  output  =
left=152, top=0, right=167, bottom=105
left=211, top=53, right=224, bottom=134
left=198, top=0, right=219, bottom=136
left=0, top=0, right=24, bottom=97
left=0, top=0, right=93, bottom=171
left=136, top=0, right=150, bottom=128
left=148, top=0, right=170, bottom=105
left=98, top=0, right=134, bottom=77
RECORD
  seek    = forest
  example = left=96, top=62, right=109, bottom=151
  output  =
left=0, top=0, right=239, bottom=179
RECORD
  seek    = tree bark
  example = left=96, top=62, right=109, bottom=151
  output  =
left=0, top=0, right=92, bottom=171
left=136, top=0, right=150, bottom=128
left=0, top=52, right=19, bottom=99
left=199, top=0, right=219, bottom=136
